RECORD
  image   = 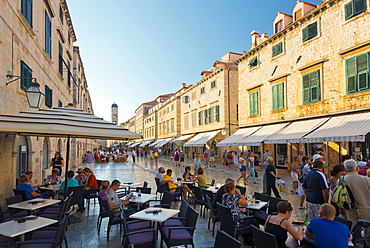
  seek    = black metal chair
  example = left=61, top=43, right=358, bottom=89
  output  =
left=84, top=187, right=100, bottom=212
left=162, top=182, right=182, bottom=201
left=160, top=206, right=198, bottom=248
left=161, top=199, right=189, bottom=227
left=13, top=189, right=30, bottom=201
left=154, top=177, right=164, bottom=196
left=254, top=196, right=286, bottom=225
left=334, top=216, right=352, bottom=230
left=136, top=187, right=151, bottom=194
left=104, top=199, right=124, bottom=241
left=216, top=202, right=255, bottom=239
left=192, top=186, right=206, bottom=217
left=205, top=195, right=220, bottom=236
left=123, top=229, right=156, bottom=248
left=6, top=195, right=27, bottom=216
left=121, top=207, right=152, bottom=246
left=67, top=185, right=84, bottom=212
left=214, top=230, right=241, bottom=248
left=148, top=190, right=173, bottom=209
left=251, top=225, right=278, bottom=248
left=207, top=179, right=215, bottom=186
left=97, top=193, right=110, bottom=234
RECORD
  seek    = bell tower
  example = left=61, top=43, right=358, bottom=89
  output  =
left=111, top=103, right=118, bottom=125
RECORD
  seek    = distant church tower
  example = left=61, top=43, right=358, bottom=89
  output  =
left=111, top=103, right=118, bottom=125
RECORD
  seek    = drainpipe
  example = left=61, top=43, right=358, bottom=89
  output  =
left=227, top=69, right=231, bottom=136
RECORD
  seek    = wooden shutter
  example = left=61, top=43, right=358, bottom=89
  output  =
left=345, top=1, right=354, bottom=19
left=354, top=0, right=367, bottom=15
left=20, top=61, right=32, bottom=91
left=215, top=105, right=220, bottom=122
left=302, top=74, right=310, bottom=103
left=278, top=83, right=285, bottom=109
left=308, top=22, right=318, bottom=40
left=302, top=26, right=309, bottom=42
left=198, top=112, right=201, bottom=126
left=45, top=11, right=52, bottom=58
left=272, top=84, right=278, bottom=110
left=249, top=57, right=257, bottom=68
left=310, top=70, right=320, bottom=101
left=346, top=57, right=357, bottom=93
left=204, top=109, right=208, bottom=124
left=272, top=45, right=277, bottom=57
left=357, top=53, right=369, bottom=90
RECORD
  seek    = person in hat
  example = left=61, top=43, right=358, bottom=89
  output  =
left=74, top=168, right=87, bottom=185
left=45, top=168, right=62, bottom=185
left=358, top=161, right=370, bottom=176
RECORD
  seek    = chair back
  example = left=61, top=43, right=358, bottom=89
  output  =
left=143, top=181, right=148, bottom=188
left=237, top=186, right=246, bottom=196
left=184, top=206, right=198, bottom=235
left=214, top=230, right=241, bottom=248
left=254, top=192, right=270, bottom=202
left=154, top=177, right=164, bottom=194
left=97, top=193, right=109, bottom=212
left=251, top=225, right=278, bottom=248
left=205, top=195, right=217, bottom=217
left=202, top=188, right=214, bottom=203
left=96, top=180, right=103, bottom=188
left=13, top=189, right=28, bottom=201
left=6, top=194, right=23, bottom=206
left=193, top=186, right=204, bottom=203
left=209, top=179, right=215, bottom=186
left=52, top=214, right=69, bottom=248
left=161, top=191, right=174, bottom=205
left=67, top=185, right=84, bottom=207
left=216, top=202, right=236, bottom=237
left=178, top=199, right=189, bottom=218
left=268, top=197, right=287, bottom=215
left=334, top=216, right=352, bottom=230
left=136, top=187, right=151, bottom=194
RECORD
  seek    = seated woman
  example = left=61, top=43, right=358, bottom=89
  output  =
left=264, top=201, right=304, bottom=248
left=83, top=167, right=98, bottom=189
left=194, top=167, right=207, bottom=188
left=17, top=174, right=51, bottom=199
left=183, top=166, right=193, bottom=181
left=25, top=171, right=41, bottom=190
left=98, top=180, right=110, bottom=199
left=45, top=169, right=62, bottom=185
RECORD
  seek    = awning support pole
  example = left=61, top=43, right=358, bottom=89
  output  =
left=64, top=135, right=70, bottom=198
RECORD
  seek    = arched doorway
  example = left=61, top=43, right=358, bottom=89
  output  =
left=42, top=138, right=49, bottom=170
left=16, top=136, right=28, bottom=177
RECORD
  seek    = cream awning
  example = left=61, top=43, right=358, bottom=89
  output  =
left=139, top=140, right=153, bottom=147
left=216, top=127, right=261, bottom=146
left=129, top=142, right=141, bottom=148
left=155, top=138, right=173, bottom=148
left=183, top=130, right=220, bottom=147
left=303, top=112, right=370, bottom=143
left=170, top=134, right=194, bottom=143
left=264, top=118, right=329, bottom=144
left=126, top=142, right=133, bottom=146
left=237, top=123, right=289, bottom=146
left=149, top=140, right=162, bottom=147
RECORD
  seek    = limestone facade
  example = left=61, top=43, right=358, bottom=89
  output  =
left=0, top=0, right=95, bottom=203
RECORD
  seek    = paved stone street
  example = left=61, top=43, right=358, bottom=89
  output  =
left=66, top=156, right=306, bottom=248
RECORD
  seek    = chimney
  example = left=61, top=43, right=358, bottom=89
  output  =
left=250, top=30, right=260, bottom=48
left=182, top=83, right=187, bottom=88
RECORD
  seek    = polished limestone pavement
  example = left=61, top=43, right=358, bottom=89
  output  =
left=65, top=156, right=306, bottom=248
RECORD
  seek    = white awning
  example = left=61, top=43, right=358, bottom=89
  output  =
left=303, top=112, right=370, bottom=143
left=264, top=118, right=329, bottom=144
left=155, top=138, right=173, bottom=148
left=170, top=134, right=194, bottom=143
left=216, top=127, right=262, bottom=146
left=126, top=142, right=133, bottom=146
left=148, top=140, right=162, bottom=147
left=237, top=123, right=289, bottom=146
left=139, top=140, right=153, bottom=147
left=129, top=142, right=141, bottom=148
left=183, top=130, right=220, bottom=147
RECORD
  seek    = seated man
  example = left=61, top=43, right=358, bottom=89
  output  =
left=59, top=170, right=79, bottom=195
left=162, top=169, right=194, bottom=200
left=17, top=174, right=51, bottom=199
left=156, top=167, right=165, bottom=183
left=305, top=203, right=352, bottom=248
left=105, top=179, right=133, bottom=216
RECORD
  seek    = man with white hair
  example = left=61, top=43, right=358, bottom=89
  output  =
left=343, top=159, right=370, bottom=225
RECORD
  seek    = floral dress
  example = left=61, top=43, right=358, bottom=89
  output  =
left=222, top=193, right=244, bottom=228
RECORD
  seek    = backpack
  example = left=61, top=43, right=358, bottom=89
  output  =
left=332, top=176, right=356, bottom=210
left=298, top=163, right=309, bottom=183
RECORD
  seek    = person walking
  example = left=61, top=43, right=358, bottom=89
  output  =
left=291, top=156, right=300, bottom=195
left=264, top=157, right=281, bottom=198
left=236, top=152, right=248, bottom=185
left=246, top=152, right=257, bottom=184
left=203, top=150, right=209, bottom=169
left=131, top=150, right=136, bottom=163
left=84, top=151, right=94, bottom=168
left=209, top=149, right=215, bottom=167
left=174, top=149, right=181, bottom=167
left=153, top=150, right=159, bottom=165
left=194, top=154, right=201, bottom=174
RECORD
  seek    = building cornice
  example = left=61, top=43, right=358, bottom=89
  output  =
left=61, top=0, right=77, bottom=42
left=339, top=39, right=370, bottom=55
left=236, top=0, right=340, bottom=64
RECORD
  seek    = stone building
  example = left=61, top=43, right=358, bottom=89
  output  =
left=235, top=0, right=370, bottom=169
left=0, top=0, right=96, bottom=201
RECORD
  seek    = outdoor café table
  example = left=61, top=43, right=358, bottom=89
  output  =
left=129, top=207, right=180, bottom=242
left=121, top=193, right=157, bottom=210
left=176, top=180, right=194, bottom=185
left=0, top=215, right=57, bottom=241
left=39, top=184, right=61, bottom=191
left=119, top=182, right=142, bottom=193
left=245, top=201, right=268, bottom=211
left=205, top=186, right=218, bottom=194
left=7, top=199, right=61, bottom=215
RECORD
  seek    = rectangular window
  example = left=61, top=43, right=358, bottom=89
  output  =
left=272, top=42, right=283, bottom=57
left=191, top=112, right=197, bottom=127
left=184, top=115, right=189, bottom=129
left=215, top=105, right=220, bottom=122
left=294, top=9, right=303, bottom=20
left=302, top=22, right=318, bottom=42
left=21, top=0, right=33, bottom=27
left=58, top=100, right=62, bottom=107
left=45, top=85, right=53, bottom=107
left=170, top=120, right=174, bottom=132
left=249, top=92, right=259, bottom=116
left=211, top=80, right=216, bottom=89
left=203, top=109, right=208, bottom=124
left=20, top=61, right=32, bottom=91
left=198, top=111, right=204, bottom=125
left=345, top=0, right=367, bottom=20
left=58, top=42, right=63, bottom=76
left=346, top=52, right=370, bottom=94
left=45, top=11, right=52, bottom=58
left=59, top=5, right=63, bottom=24
left=302, top=70, right=321, bottom=104
left=200, top=86, right=205, bottom=94
left=191, top=92, right=196, bottom=100
left=249, top=57, right=258, bottom=68
left=275, top=20, right=283, bottom=33
left=272, top=82, right=285, bottom=110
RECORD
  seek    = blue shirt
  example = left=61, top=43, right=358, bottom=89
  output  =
left=16, top=183, right=35, bottom=199
left=307, top=218, right=350, bottom=248
left=60, top=178, right=80, bottom=193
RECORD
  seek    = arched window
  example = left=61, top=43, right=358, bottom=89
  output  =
left=16, top=136, right=28, bottom=177
left=42, top=138, right=49, bottom=170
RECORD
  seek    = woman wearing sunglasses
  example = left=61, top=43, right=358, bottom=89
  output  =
left=50, top=152, right=64, bottom=175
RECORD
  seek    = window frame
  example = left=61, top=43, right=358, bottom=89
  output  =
left=249, top=57, right=258, bottom=69
left=45, top=10, right=52, bottom=58
left=21, top=0, right=33, bottom=27
left=200, top=86, right=205, bottom=95
left=45, top=85, right=53, bottom=108
left=272, top=42, right=283, bottom=57
left=345, top=52, right=370, bottom=94
left=302, top=70, right=321, bottom=104
left=302, top=22, right=318, bottom=42
left=210, top=80, right=216, bottom=89
left=345, top=0, right=367, bottom=20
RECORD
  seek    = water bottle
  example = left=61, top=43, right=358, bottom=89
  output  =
left=361, top=227, right=365, bottom=238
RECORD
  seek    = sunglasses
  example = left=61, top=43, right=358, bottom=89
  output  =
left=77, top=171, right=83, bottom=173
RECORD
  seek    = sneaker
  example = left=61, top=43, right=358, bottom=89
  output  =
left=291, top=189, right=295, bottom=194
left=299, top=206, right=306, bottom=209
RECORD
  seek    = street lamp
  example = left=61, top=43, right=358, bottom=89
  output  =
left=6, top=74, right=45, bottom=108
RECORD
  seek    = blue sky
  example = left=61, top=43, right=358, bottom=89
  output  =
left=67, top=0, right=323, bottom=123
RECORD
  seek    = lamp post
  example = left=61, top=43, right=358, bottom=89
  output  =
left=6, top=75, right=45, bottom=108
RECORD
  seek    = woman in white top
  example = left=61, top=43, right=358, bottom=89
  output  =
left=236, top=152, right=247, bottom=185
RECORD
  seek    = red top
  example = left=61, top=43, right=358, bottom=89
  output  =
left=86, top=173, right=98, bottom=188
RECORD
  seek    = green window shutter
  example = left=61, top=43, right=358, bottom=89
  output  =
left=272, top=45, right=277, bottom=57
left=58, top=100, right=62, bottom=107
left=357, top=53, right=369, bottom=90
left=204, top=109, right=208, bottom=124
left=249, top=92, right=259, bottom=115
left=21, top=0, right=33, bottom=27
left=215, top=105, right=220, bottom=122
left=278, top=83, right=285, bottom=109
left=272, top=85, right=278, bottom=110
left=346, top=57, right=357, bottom=93
left=345, top=1, right=354, bottom=19
left=45, top=85, right=52, bottom=107
left=272, top=43, right=283, bottom=57
left=310, top=70, right=320, bottom=101
left=198, top=112, right=201, bottom=126
left=45, top=11, right=52, bottom=58
left=302, top=74, right=311, bottom=103
left=20, top=61, right=32, bottom=91
left=354, top=0, right=367, bottom=15
left=249, top=57, right=257, bottom=68
left=58, top=42, right=63, bottom=76
left=302, top=26, right=309, bottom=42
left=308, top=22, right=318, bottom=40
